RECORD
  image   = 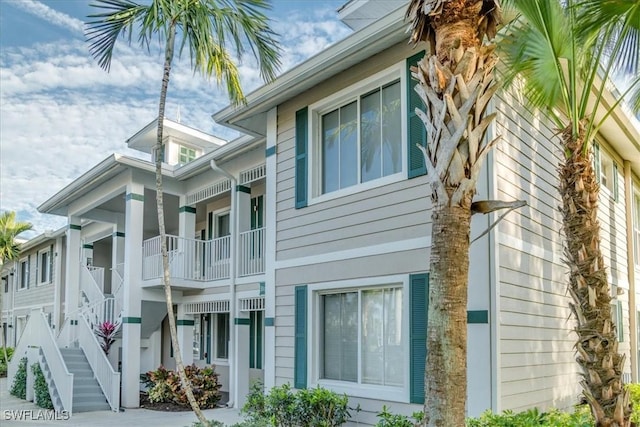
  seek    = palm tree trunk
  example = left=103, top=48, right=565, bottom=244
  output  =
left=559, top=124, right=630, bottom=426
left=424, top=203, right=471, bottom=426
left=156, top=23, right=208, bottom=425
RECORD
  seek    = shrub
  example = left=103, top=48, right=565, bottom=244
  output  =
left=242, top=382, right=352, bottom=427
left=10, top=357, right=27, bottom=399
left=466, top=407, right=593, bottom=427
left=375, top=405, right=424, bottom=427
left=628, top=383, right=640, bottom=424
left=0, top=347, right=14, bottom=377
left=94, top=321, right=119, bottom=356
left=32, top=363, right=53, bottom=409
left=143, top=364, right=222, bottom=409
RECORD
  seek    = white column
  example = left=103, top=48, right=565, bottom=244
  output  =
left=121, top=183, right=144, bottom=408
left=111, top=222, right=125, bottom=294
left=82, top=242, right=94, bottom=266
left=176, top=304, right=194, bottom=365
left=53, top=235, right=64, bottom=331
left=264, top=107, right=277, bottom=389
left=64, top=216, right=82, bottom=317
left=178, top=196, right=196, bottom=239
left=233, top=310, right=250, bottom=407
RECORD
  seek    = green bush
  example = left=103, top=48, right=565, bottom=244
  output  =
left=143, top=364, right=222, bottom=409
left=628, top=383, right=640, bottom=424
left=0, top=347, right=15, bottom=377
left=10, top=357, right=27, bottom=399
left=31, top=363, right=53, bottom=409
left=375, top=405, right=424, bottom=427
left=242, top=382, right=352, bottom=427
left=466, top=407, right=593, bottom=427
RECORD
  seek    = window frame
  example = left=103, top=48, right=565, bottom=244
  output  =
left=18, top=258, right=28, bottom=291
left=178, top=145, right=198, bottom=165
left=307, top=62, right=407, bottom=205
left=308, top=275, right=410, bottom=402
left=213, top=312, right=230, bottom=362
left=37, top=248, right=52, bottom=286
left=594, top=143, right=618, bottom=201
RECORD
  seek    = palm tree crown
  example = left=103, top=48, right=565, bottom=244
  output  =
left=0, top=211, right=32, bottom=265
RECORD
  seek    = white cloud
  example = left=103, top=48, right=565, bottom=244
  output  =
left=0, top=2, right=352, bottom=234
left=6, top=0, right=84, bottom=34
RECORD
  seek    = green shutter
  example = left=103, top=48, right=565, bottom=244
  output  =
left=410, top=273, right=429, bottom=403
left=295, top=107, right=308, bottom=209
left=250, top=312, right=256, bottom=369
left=294, top=285, right=308, bottom=389
left=27, top=255, right=31, bottom=289
left=407, top=51, right=427, bottom=179
left=613, top=162, right=619, bottom=202
left=257, top=311, right=263, bottom=369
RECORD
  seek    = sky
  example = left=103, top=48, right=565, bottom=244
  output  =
left=0, top=0, right=354, bottom=237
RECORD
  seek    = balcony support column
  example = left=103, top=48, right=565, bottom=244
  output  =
left=176, top=304, right=194, bottom=365
left=111, top=221, right=125, bottom=294
left=178, top=196, right=197, bottom=240
left=121, top=182, right=144, bottom=408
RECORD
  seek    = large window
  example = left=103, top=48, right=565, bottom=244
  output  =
left=321, top=286, right=404, bottom=387
left=320, top=81, right=401, bottom=194
left=594, top=144, right=618, bottom=199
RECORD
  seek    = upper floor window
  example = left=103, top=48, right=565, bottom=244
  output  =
left=38, top=249, right=52, bottom=285
left=594, top=144, right=618, bottom=200
left=179, top=145, right=197, bottom=165
left=19, top=259, right=28, bottom=290
left=309, top=63, right=406, bottom=202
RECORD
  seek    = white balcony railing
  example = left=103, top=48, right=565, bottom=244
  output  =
left=81, top=265, right=104, bottom=306
left=142, top=230, right=265, bottom=282
left=142, top=234, right=231, bottom=281
left=239, top=228, right=265, bottom=276
left=87, top=265, right=105, bottom=291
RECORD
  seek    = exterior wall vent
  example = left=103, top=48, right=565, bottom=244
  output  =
left=239, top=164, right=266, bottom=185
left=184, top=299, right=229, bottom=314
left=239, top=297, right=265, bottom=311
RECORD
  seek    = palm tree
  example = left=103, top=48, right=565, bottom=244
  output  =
left=500, top=0, right=639, bottom=424
left=85, top=0, right=280, bottom=422
left=0, top=211, right=32, bottom=367
left=405, top=1, right=503, bottom=425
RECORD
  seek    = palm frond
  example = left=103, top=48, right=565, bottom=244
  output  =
left=85, top=0, right=150, bottom=71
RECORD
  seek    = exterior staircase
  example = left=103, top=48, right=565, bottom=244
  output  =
left=60, top=348, right=111, bottom=412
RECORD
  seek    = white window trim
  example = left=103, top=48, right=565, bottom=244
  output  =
left=211, top=208, right=231, bottom=239
left=595, top=143, right=617, bottom=201
left=307, top=275, right=410, bottom=403
left=37, top=248, right=52, bottom=286
left=307, top=62, right=407, bottom=206
left=17, top=258, right=28, bottom=291
left=633, top=187, right=640, bottom=267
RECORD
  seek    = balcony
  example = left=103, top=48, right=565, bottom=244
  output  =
left=142, top=228, right=265, bottom=286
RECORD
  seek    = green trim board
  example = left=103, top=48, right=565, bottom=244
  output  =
left=265, top=146, right=276, bottom=157
left=259, top=281, right=265, bottom=296
left=69, top=224, right=82, bottom=231
left=113, top=231, right=125, bottom=238
left=467, top=310, right=489, bottom=324
left=236, top=185, right=251, bottom=194
left=125, top=193, right=145, bottom=202
left=265, top=317, right=274, bottom=327
left=122, top=317, right=142, bottom=324
left=234, top=318, right=250, bottom=325
left=176, top=319, right=195, bottom=326
left=82, top=244, right=94, bottom=249
left=179, top=206, right=197, bottom=214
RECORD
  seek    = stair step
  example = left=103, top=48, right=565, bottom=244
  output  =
left=73, top=402, right=111, bottom=413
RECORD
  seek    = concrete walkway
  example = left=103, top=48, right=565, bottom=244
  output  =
left=0, top=378, right=245, bottom=426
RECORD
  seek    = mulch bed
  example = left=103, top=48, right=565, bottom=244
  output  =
left=139, top=392, right=229, bottom=412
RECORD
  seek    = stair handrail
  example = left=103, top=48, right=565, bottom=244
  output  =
left=81, top=264, right=104, bottom=306
left=77, top=312, right=120, bottom=412
left=9, top=310, right=74, bottom=413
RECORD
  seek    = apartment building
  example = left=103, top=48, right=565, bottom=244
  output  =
left=5, top=1, right=639, bottom=423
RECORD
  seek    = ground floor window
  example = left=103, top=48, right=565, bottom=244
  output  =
left=321, top=285, right=404, bottom=387
left=215, top=313, right=229, bottom=360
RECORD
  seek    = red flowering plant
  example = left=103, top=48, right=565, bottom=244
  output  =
left=94, top=321, right=119, bottom=355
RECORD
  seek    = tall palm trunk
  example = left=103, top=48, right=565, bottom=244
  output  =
left=156, top=22, right=207, bottom=425
left=408, top=1, right=501, bottom=423
left=559, top=124, right=630, bottom=426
